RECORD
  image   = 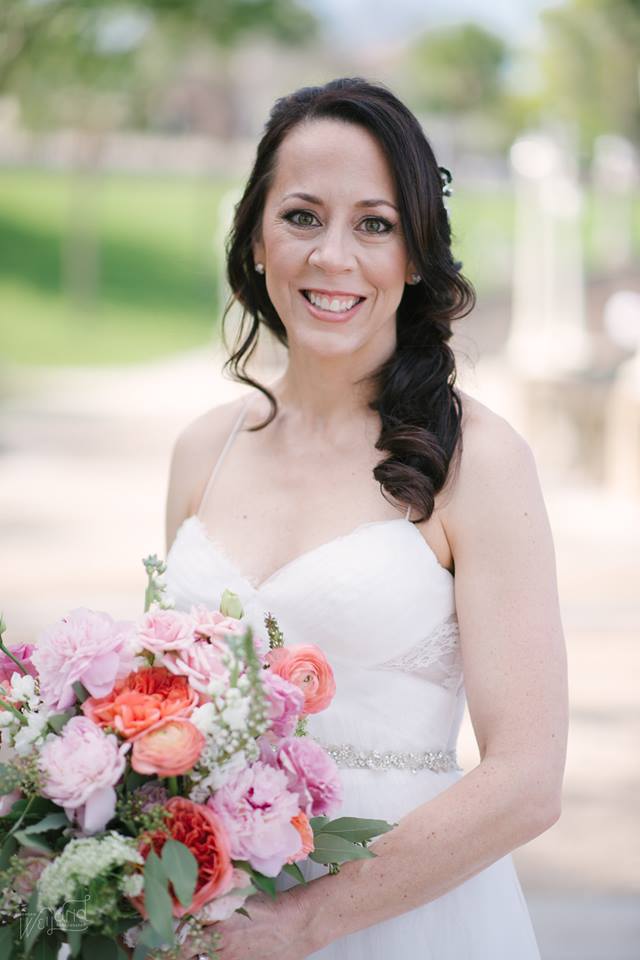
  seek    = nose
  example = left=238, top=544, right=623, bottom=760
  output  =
left=307, top=221, right=356, bottom=273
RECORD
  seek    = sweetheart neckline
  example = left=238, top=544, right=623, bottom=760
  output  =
left=177, top=513, right=454, bottom=591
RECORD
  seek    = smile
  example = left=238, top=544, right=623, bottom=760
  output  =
left=301, top=289, right=366, bottom=318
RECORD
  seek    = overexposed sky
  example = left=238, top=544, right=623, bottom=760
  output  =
left=306, top=0, right=566, bottom=46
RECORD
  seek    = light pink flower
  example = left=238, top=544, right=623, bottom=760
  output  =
left=137, top=610, right=194, bottom=655
left=262, top=671, right=305, bottom=740
left=191, top=606, right=246, bottom=642
left=162, top=638, right=228, bottom=695
left=0, top=644, right=37, bottom=687
left=0, top=789, right=21, bottom=817
left=39, top=716, right=129, bottom=834
left=196, top=868, right=253, bottom=923
left=32, top=608, right=140, bottom=710
left=276, top=737, right=343, bottom=818
left=207, top=761, right=302, bottom=877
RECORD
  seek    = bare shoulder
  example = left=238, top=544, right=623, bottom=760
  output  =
left=164, top=394, right=251, bottom=552
left=443, top=389, right=543, bottom=553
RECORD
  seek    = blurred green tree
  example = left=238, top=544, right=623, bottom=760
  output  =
left=0, top=0, right=317, bottom=129
left=408, top=22, right=509, bottom=116
left=540, top=0, right=640, bottom=150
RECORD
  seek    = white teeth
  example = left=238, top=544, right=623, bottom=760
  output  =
left=306, top=291, right=360, bottom=312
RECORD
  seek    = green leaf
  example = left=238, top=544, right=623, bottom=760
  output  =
left=247, top=869, right=276, bottom=899
left=281, top=861, right=306, bottom=885
left=21, top=812, right=69, bottom=834
left=0, top=921, right=17, bottom=960
left=132, top=922, right=168, bottom=960
left=314, top=816, right=395, bottom=843
left=22, top=888, right=44, bottom=955
left=219, top=589, right=244, bottom=619
left=160, top=839, right=198, bottom=908
left=81, top=935, right=119, bottom=960
left=235, top=906, right=252, bottom=919
left=308, top=833, right=376, bottom=865
left=47, top=710, right=75, bottom=734
left=72, top=682, right=89, bottom=704
left=14, top=830, right=52, bottom=854
left=143, top=851, right=174, bottom=946
left=0, top=763, right=21, bottom=795
left=67, top=929, right=83, bottom=957
left=309, top=815, right=330, bottom=832
left=31, top=932, right=59, bottom=960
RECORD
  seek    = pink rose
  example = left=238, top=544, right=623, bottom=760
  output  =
left=276, top=737, right=343, bottom=818
left=0, top=644, right=37, bottom=687
left=264, top=644, right=336, bottom=715
left=32, top=608, right=140, bottom=710
left=39, top=716, right=129, bottom=833
left=162, top=638, right=228, bottom=696
left=138, top=610, right=194, bottom=655
left=207, top=761, right=302, bottom=877
left=262, top=671, right=305, bottom=740
left=191, top=606, right=246, bottom=642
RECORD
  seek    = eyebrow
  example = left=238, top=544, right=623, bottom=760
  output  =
left=280, top=191, right=398, bottom=212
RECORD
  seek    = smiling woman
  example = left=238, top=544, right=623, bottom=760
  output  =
left=164, top=78, right=567, bottom=960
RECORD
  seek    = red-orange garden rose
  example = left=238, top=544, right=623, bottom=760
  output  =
left=265, top=644, right=336, bottom=714
left=287, top=810, right=315, bottom=864
left=131, top=797, right=234, bottom=917
left=131, top=719, right=205, bottom=777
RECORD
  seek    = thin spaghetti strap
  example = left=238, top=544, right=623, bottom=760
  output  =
left=196, top=394, right=253, bottom=518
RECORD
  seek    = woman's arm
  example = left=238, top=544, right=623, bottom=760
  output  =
left=289, top=407, right=568, bottom=952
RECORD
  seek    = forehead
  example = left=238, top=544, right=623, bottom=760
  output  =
left=268, top=118, right=396, bottom=204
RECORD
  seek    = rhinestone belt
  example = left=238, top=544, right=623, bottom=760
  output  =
left=314, top=740, right=461, bottom=774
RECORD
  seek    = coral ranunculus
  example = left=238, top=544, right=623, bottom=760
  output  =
left=131, top=719, right=205, bottom=776
left=287, top=810, right=315, bottom=864
left=265, top=644, right=336, bottom=714
left=82, top=667, right=197, bottom=740
left=132, top=798, right=234, bottom=917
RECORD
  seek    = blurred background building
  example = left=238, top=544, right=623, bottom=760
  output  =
left=1, top=1, right=639, bottom=957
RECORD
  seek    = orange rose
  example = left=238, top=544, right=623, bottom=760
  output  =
left=82, top=666, right=197, bottom=740
left=265, top=644, right=336, bottom=714
left=287, top=810, right=315, bottom=864
left=131, top=798, right=234, bottom=917
left=131, top=719, right=205, bottom=777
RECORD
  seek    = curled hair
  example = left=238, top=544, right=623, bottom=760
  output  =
left=223, top=77, right=475, bottom=523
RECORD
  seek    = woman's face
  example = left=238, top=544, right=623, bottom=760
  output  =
left=253, top=118, right=415, bottom=360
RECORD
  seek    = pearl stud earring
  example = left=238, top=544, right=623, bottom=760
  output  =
left=254, top=262, right=265, bottom=275
left=408, top=273, right=421, bottom=285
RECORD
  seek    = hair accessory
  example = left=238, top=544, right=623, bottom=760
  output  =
left=438, top=166, right=453, bottom=198
left=254, top=261, right=265, bottom=274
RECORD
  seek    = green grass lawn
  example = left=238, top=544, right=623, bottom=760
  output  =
left=0, top=169, right=638, bottom=366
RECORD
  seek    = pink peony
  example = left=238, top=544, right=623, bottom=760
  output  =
left=207, top=761, right=302, bottom=877
left=137, top=610, right=194, bottom=655
left=276, top=737, right=343, bottom=818
left=39, top=716, right=129, bottom=833
left=32, top=608, right=139, bottom=711
left=162, top=638, right=228, bottom=695
left=0, top=643, right=37, bottom=687
left=196, top=867, right=254, bottom=923
left=262, top=671, right=305, bottom=740
left=191, top=606, right=246, bottom=642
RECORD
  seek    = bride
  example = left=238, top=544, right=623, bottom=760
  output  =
left=163, top=78, right=568, bottom=959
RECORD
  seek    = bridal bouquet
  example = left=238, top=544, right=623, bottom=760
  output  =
left=0, top=557, right=393, bottom=959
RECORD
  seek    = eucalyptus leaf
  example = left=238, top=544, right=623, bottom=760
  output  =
left=21, top=812, right=69, bottom=834
left=281, top=862, right=306, bottom=885
left=81, top=935, right=119, bottom=960
left=71, top=682, right=89, bottom=704
left=14, top=830, right=52, bottom=854
left=309, top=833, right=376, bottom=865
left=160, top=839, right=197, bottom=908
left=22, top=887, right=44, bottom=955
left=143, top=851, right=174, bottom=945
left=66, top=929, right=83, bottom=957
left=47, top=710, right=75, bottom=735
left=309, top=815, right=329, bottom=832
left=31, top=933, right=59, bottom=960
left=0, top=921, right=16, bottom=960
left=246, top=868, right=276, bottom=899
left=314, top=816, right=395, bottom=843
left=0, top=833, right=18, bottom=871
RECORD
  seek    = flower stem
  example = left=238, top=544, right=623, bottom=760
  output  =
left=167, top=776, right=179, bottom=797
left=0, top=638, right=28, bottom=676
left=0, top=697, right=25, bottom=724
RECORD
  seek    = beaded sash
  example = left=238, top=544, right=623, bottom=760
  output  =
left=313, top=739, right=461, bottom=775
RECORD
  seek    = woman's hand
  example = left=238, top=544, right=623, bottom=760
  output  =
left=177, top=889, right=314, bottom=960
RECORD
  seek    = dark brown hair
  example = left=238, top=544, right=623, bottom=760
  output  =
left=222, top=77, right=475, bottom=523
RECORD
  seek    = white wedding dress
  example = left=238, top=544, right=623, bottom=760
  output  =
left=163, top=396, right=541, bottom=959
